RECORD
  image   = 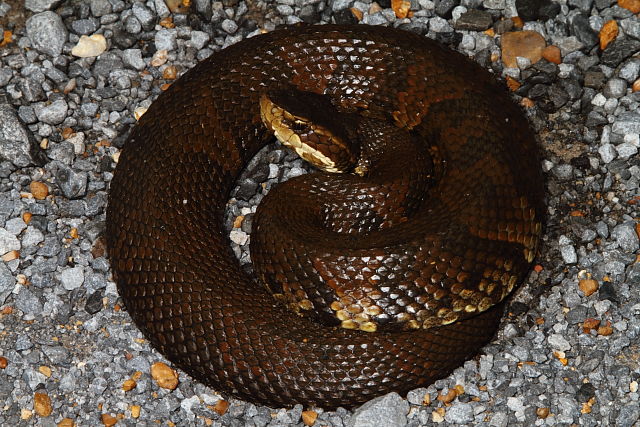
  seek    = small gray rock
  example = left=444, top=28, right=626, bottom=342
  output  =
left=548, top=333, right=571, bottom=351
left=132, top=2, right=156, bottom=31
left=348, top=392, right=409, bottom=427
left=0, top=262, right=14, bottom=304
left=15, top=286, right=43, bottom=316
left=603, top=78, right=627, bottom=99
left=444, top=402, right=474, bottom=424
left=612, top=112, right=640, bottom=135
left=0, top=103, right=38, bottom=167
left=34, top=99, right=68, bottom=125
left=90, top=0, right=112, bottom=16
left=25, top=0, right=62, bottom=12
left=222, top=19, right=239, bottom=34
left=0, top=227, right=20, bottom=254
left=155, top=28, right=177, bottom=51
left=26, top=11, right=68, bottom=57
left=59, top=266, right=84, bottom=290
left=611, top=222, right=639, bottom=253
left=598, top=143, right=616, bottom=164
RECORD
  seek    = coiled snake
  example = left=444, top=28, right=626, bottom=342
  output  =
left=106, top=24, right=544, bottom=409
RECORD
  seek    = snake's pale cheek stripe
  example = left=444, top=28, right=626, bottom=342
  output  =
left=107, top=24, right=544, bottom=409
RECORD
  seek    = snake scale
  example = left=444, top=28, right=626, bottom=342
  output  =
left=106, top=24, right=544, bottom=409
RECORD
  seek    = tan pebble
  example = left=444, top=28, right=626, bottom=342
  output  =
left=63, top=78, right=76, bottom=94
left=301, top=410, right=318, bottom=426
left=71, top=34, right=107, bottom=57
left=541, top=45, right=561, bottom=64
left=38, top=366, right=52, bottom=377
left=633, top=78, right=640, bottom=92
left=0, top=356, right=7, bottom=368
left=582, top=317, right=601, bottom=333
left=350, top=7, right=363, bottom=21
left=151, top=49, right=169, bottom=67
left=597, top=321, right=613, bottom=336
left=579, top=278, right=598, bottom=296
left=150, top=362, right=179, bottom=390
left=133, top=107, right=148, bottom=120
left=432, top=407, right=445, bottom=422
left=619, top=0, right=640, bottom=13
left=163, top=65, right=178, bottom=80
left=536, top=407, right=550, bottom=418
left=21, top=409, right=33, bottom=420
left=368, top=2, right=382, bottom=13
left=213, top=399, right=229, bottom=415
left=22, top=212, right=32, bottom=224
left=453, top=384, right=465, bottom=395
left=100, top=413, right=117, bottom=426
left=30, top=181, right=49, bottom=200
left=520, top=97, right=535, bottom=108
left=62, top=127, right=75, bottom=139
left=2, top=250, right=19, bottom=262
left=501, top=31, right=546, bottom=68
left=599, top=20, right=618, bottom=50
left=437, top=388, right=457, bottom=403
left=130, top=405, right=141, bottom=418
left=159, top=16, right=175, bottom=28
left=233, top=215, right=244, bottom=228
left=630, top=380, right=639, bottom=393
left=392, top=0, right=411, bottom=18
left=122, top=379, right=137, bottom=391
left=505, top=75, right=521, bottom=91
left=34, top=392, right=53, bottom=417
left=165, top=0, right=190, bottom=13
left=57, top=417, right=75, bottom=427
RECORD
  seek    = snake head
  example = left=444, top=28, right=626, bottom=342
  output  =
left=259, top=89, right=360, bottom=174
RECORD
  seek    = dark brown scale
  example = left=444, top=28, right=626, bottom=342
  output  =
left=106, top=25, right=544, bottom=409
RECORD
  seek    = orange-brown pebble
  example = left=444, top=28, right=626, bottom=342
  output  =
left=597, top=321, right=613, bottom=336
left=536, top=407, right=550, bottom=418
left=0, top=29, right=12, bottom=47
left=301, top=410, right=318, bottom=426
left=34, top=392, right=53, bottom=417
left=57, top=417, right=75, bottom=427
left=122, top=379, right=137, bottom=391
left=30, top=181, right=49, bottom=200
left=511, top=16, right=524, bottom=28
left=0, top=356, right=7, bottom=368
left=22, top=212, right=32, bottom=224
left=501, top=31, right=546, bottom=68
left=62, top=127, right=75, bottom=139
left=599, top=20, right=618, bottom=50
left=505, top=75, right=521, bottom=91
left=392, top=0, right=411, bottom=18
left=213, top=399, right=229, bottom=415
left=233, top=215, right=244, bottom=228
left=437, top=387, right=458, bottom=403
left=350, top=7, right=363, bottom=21
left=163, top=65, right=178, bottom=80
left=579, top=278, right=599, bottom=296
left=633, top=78, right=640, bottom=92
left=130, top=405, right=141, bottom=418
left=100, top=413, right=117, bottom=427
left=541, top=45, right=562, bottom=64
left=2, top=250, right=19, bottom=262
left=159, top=16, right=175, bottom=28
left=165, top=0, right=190, bottom=13
left=619, top=0, right=640, bottom=13
left=521, top=97, right=535, bottom=108
left=583, top=317, right=601, bottom=333
left=69, top=228, right=79, bottom=239
left=150, top=362, right=179, bottom=390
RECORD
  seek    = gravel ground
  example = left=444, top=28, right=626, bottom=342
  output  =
left=1, top=0, right=639, bottom=426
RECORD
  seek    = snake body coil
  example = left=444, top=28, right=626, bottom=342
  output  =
left=107, top=24, right=544, bottom=409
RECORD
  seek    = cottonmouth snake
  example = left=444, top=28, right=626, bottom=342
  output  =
left=106, top=24, right=544, bottom=409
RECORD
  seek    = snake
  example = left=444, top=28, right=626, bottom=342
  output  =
left=106, top=24, right=544, bottom=409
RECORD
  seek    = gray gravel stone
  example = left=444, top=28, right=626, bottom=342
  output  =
left=611, top=222, right=640, bottom=253
left=15, top=286, right=43, bottom=317
left=612, top=112, right=640, bottom=135
left=34, top=99, right=68, bottom=125
left=155, top=28, right=177, bottom=51
left=0, top=262, right=14, bottom=304
left=548, top=333, right=571, bottom=351
left=54, top=164, right=88, bottom=199
left=444, top=402, right=474, bottom=423
left=25, top=0, right=62, bottom=12
left=132, top=2, right=155, bottom=31
left=90, top=0, right=112, bottom=16
left=598, top=143, right=616, bottom=163
left=59, top=266, right=84, bottom=290
left=347, top=393, right=409, bottom=427
left=26, top=11, right=68, bottom=57
left=0, top=227, right=20, bottom=254
left=0, top=104, right=39, bottom=167
left=603, top=78, right=627, bottom=99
